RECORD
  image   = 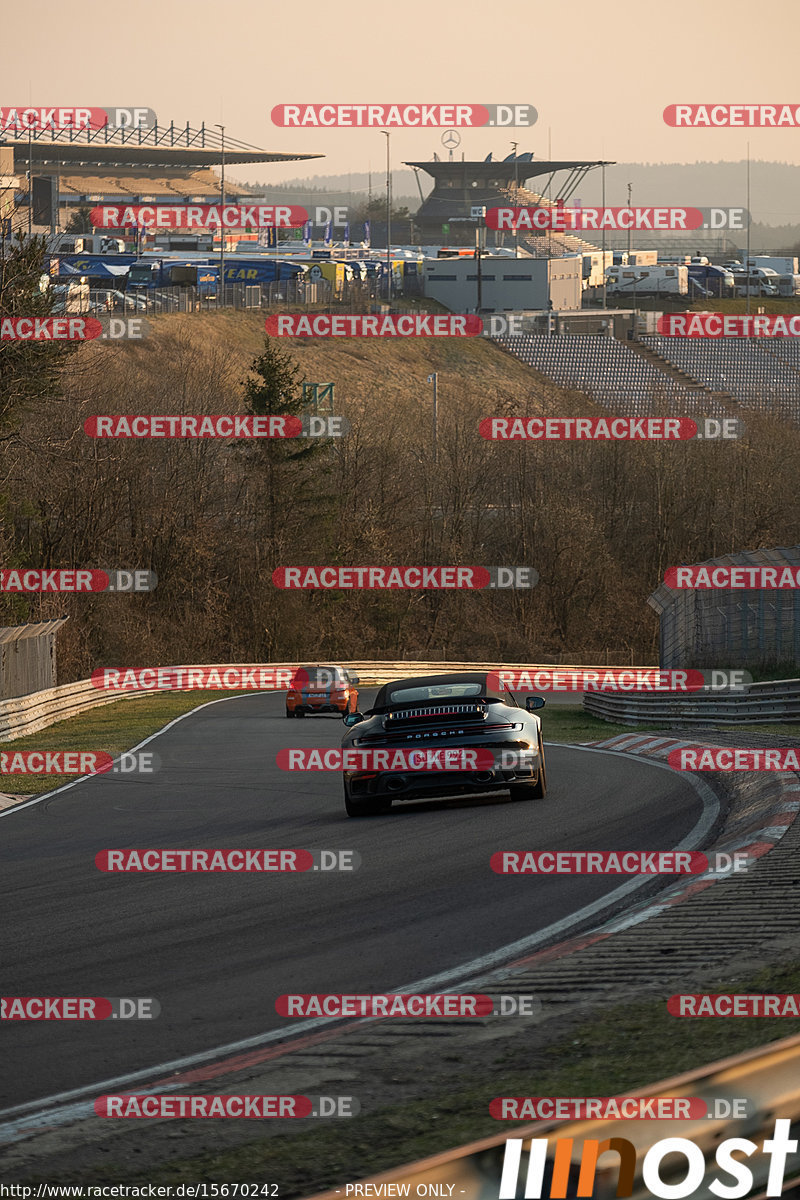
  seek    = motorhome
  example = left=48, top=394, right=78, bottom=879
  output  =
left=605, top=264, right=688, bottom=295
left=776, top=274, right=800, bottom=297
left=733, top=268, right=780, bottom=297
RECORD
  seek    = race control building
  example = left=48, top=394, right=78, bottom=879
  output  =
left=406, top=151, right=612, bottom=244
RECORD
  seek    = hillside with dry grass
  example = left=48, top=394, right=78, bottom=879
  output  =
left=1, top=311, right=797, bottom=677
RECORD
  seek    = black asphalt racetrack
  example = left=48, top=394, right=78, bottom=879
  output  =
left=0, top=691, right=711, bottom=1109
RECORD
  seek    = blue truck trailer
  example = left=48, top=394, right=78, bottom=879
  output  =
left=127, top=256, right=303, bottom=293
left=220, top=258, right=306, bottom=285
left=127, top=258, right=219, bottom=296
left=49, top=253, right=137, bottom=283
left=686, top=263, right=735, bottom=298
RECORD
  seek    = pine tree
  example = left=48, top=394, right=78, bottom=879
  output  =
left=0, top=234, right=77, bottom=429
left=239, top=337, right=330, bottom=558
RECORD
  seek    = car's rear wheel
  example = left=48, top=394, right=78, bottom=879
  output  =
left=295, top=708, right=306, bottom=718
left=344, top=782, right=392, bottom=817
left=285, top=707, right=294, bottom=718
left=510, top=733, right=547, bottom=800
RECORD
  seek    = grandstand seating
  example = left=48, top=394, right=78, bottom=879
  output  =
left=642, top=335, right=800, bottom=420
left=58, top=168, right=259, bottom=209
left=502, top=185, right=601, bottom=258
left=494, top=334, right=729, bottom=418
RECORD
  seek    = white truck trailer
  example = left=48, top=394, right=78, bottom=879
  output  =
left=743, top=256, right=799, bottom=275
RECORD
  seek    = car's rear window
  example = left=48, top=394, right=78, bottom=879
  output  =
left=296, top=667, right=345, bottom=686
left=386, top=683, right=484, bottom=705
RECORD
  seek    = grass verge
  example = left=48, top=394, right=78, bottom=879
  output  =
left=540, top=707, right=662, bottom=743
left=0, top=691, right=247, bottom=795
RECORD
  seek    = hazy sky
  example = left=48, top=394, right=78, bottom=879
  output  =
left=6, top=0, right=800, bottom=185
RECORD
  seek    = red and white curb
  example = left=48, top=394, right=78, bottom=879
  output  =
left=500, top=732, right=800, bottom=970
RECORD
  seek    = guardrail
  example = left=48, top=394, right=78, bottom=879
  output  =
left=584, top=678, right=800, bottom=725
left=306, top=1033, right=800, bottom=1200
left=5, top=663, right=798, bottom=742
left=0, top=661, right=654, bottom=743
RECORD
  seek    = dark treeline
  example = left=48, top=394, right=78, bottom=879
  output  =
left=1, top=301, right=799, bottom=680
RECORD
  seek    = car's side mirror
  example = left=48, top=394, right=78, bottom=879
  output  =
left=344, top=712, right=364, bottom=727
left=526, top=696, right=546, bottom=711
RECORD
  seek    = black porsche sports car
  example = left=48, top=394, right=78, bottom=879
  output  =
left=340, top=671, right=546, bottom=817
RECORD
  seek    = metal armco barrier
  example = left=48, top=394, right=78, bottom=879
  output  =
left=306, top=1033, right=800, bottom=1200
left=0, top=676, right=146, bottom=742
left=5, top=662, right=797, bottom=742
left=584, top=677, right=800, bottom=725
left=0, top=661, right=653, bottom=743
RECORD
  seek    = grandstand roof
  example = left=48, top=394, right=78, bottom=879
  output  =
left=405, top=157, right=612, bottom=181
left=0, top=122, right=321, bottom=170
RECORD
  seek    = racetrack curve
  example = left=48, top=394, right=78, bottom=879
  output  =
left=0, top=690, right=713, bottom=1109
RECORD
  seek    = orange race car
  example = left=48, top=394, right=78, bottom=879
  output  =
left=285, top=664, right=359, bottom=718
